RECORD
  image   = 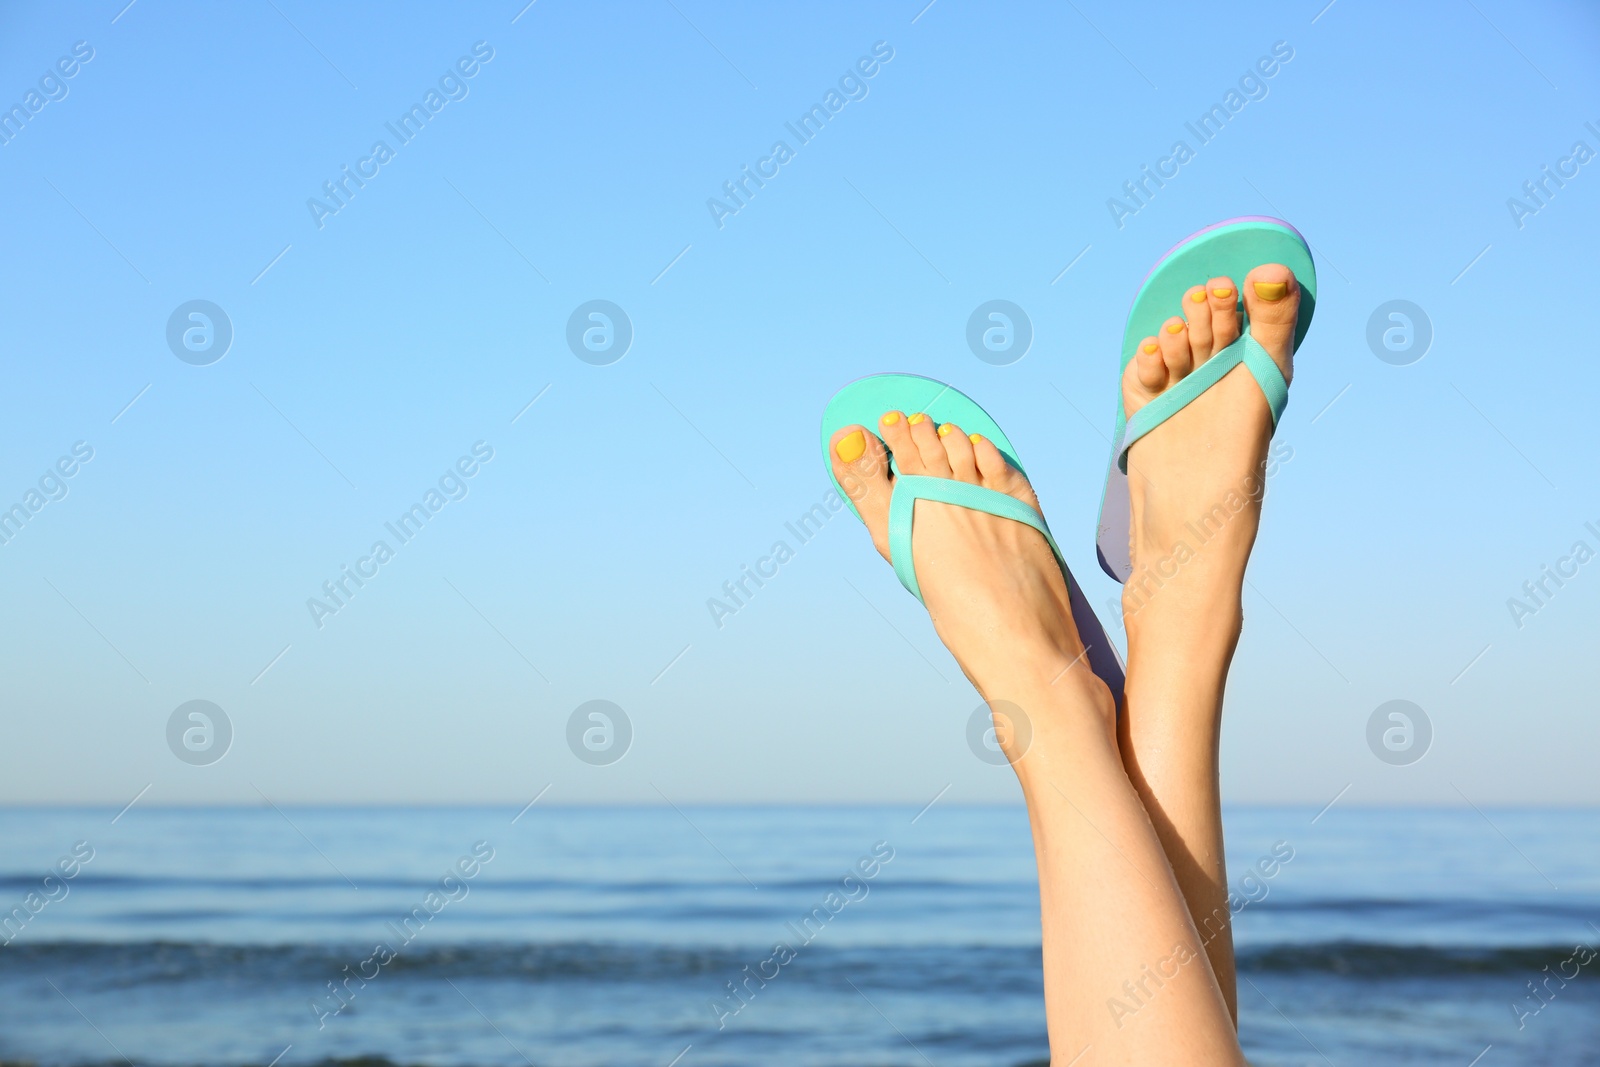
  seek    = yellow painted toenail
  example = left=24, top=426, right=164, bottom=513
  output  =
left=881, top=411, right=901, bottom=425
left=908, top=412, right=927, bottom=425
left=1253, top=281, right=1288, bottom=301
left=835, top=430, right=866, bottom=463
left=1211, top=287, right=1234, bottom=299
left=969, top=433, right=984, bottom=444
left=937, top=423, right=954, bottom=437
left=1189, top=290, right=1206, bottom=303
left=1141, top=342, right=1159, bottom=354
left=1166, top=321, right=1185, bottom=334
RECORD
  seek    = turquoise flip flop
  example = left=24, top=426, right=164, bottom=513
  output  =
left=822, top=372, right=1126, bottom=705
left=1096, top=217, right=1317, bottom=582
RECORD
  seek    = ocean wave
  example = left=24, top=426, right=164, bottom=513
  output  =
left=1, top=1058, right=1052, bottom=1067
left=2, top=938, right=1589, bottom=983
left=0, top=873, right=1033, bottom=891
left=1236, top=939, right=1595, bottom=976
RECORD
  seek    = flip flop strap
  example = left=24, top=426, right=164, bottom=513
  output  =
left=887, top=474, right=1066, bottom=603
left=1115, top=332, right=1289, bottom=474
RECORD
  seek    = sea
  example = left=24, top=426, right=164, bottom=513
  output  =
left=1, top=805, right=1597, bottom=1066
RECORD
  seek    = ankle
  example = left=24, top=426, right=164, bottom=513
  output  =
left=962, top=631, right=1095, bottom=706
left=999, top=675, right=1119, bottom=791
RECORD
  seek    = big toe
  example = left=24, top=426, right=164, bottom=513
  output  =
left=1242, top=263, right=1301, bottom=383
left=829, top=425, right=894, bottom=560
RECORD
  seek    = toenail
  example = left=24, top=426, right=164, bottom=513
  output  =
left=882, top=411, right=901, bottom=425
left=937, top=423, right=954, bottom=437
left=1253, top=281, right=1288, bottom=301
left=835, top=430, right=866, bottom=463
left=908, top=412, right=927, bottom=425
left=1189, top=290, right=1206, bottom=303
left=969, top=433, right=984, bottom=444
left=1141, top=342, right=1159, bottom=354
left=1165, top=321, right=1185, bottom=334
left=1211, top=287, right=1234, bottom=299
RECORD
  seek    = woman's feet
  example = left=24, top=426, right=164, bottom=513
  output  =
left=1119, top=263, right=1302, bottom=636
left=828, top=413, right=1112, bottom=726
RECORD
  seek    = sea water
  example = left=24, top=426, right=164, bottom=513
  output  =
left=1, top=806, right=1596, bottom=1066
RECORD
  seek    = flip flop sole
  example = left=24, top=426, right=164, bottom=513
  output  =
left=821, top=372, right=1022, bottom=520
left=1097, top=217, right=1317, bottom=581
left=823, top=373, right=1126, bottom=707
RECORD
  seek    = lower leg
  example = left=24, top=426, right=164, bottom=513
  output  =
left=1008, top=670, right=1245, bottom=1064
left=1113, top=265, right=1307, bottom=1020
left=1120, top=579, right=1243, bottom=1019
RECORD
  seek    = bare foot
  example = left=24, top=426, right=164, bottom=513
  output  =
left=827, top=412, right=1112, bottom=725
left=1119, top=263, right=1302, bottom=638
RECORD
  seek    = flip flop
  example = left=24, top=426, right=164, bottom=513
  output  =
left=1096, top=217, right=1318, bottom=583
left=822, top=372, right=1126, bottom=706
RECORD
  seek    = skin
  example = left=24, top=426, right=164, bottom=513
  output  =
left=1117, top=263, right=1302, bottom=1021
left=824, top=262, right=1301, bottom=1060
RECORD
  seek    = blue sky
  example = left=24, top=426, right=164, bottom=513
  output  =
left=0, top=0, right=1595, bottom=806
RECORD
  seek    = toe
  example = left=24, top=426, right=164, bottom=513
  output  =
left=1122, top=336, right=1167, bottom=417
left=1207, top=277, right=1241, bottom=351
left=906, top=412, right=951, bottom=475
left=939, top=422, right=981, bottom=483
left=969, top=432, right=1010, bottom=485
left=1157, top=315, right=1193, bottom=380
left=1135, top=337, right=1167, bottom=392
left=1242, top=263, right=1301, bottom=384
left=829, top=425, right=893, bottom=559
left=968, top=433, right=1040, bottom=509
left=1183, top=285, right=1215, bottom=360
left=878, top=410, right=918, bottom=473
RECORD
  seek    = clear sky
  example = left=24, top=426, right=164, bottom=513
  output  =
left=0, top=0, right=1595, bottom=807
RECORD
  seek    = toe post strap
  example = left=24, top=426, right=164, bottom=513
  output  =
left=1115, top=333, right=1289, bottom=474
left=887, top=474, right=1065, bottom=603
